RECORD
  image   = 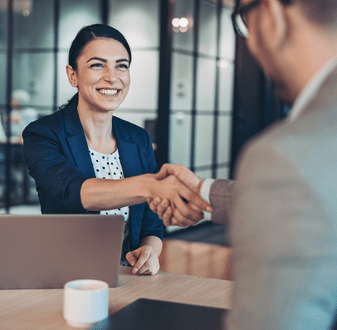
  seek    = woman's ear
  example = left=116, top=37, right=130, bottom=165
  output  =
left=66, top=65, right=78, bottom=87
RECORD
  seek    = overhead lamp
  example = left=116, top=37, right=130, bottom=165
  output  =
left=179, top=17, right=188, bottom=28
left=217, top=59, right=230, bottom=68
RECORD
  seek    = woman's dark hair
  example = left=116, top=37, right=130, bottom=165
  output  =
left=64, top=24, right=132, bottom=107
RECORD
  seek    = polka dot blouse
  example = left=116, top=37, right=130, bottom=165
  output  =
left=89, top=147, right=131, bottom=267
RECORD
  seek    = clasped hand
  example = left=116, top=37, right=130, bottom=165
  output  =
left=147, top=164, right=212, bottom=227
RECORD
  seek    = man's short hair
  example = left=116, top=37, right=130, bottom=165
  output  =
left=235, top=0, right=337, bottom=26
left=296, top=0, right=337, bottom=26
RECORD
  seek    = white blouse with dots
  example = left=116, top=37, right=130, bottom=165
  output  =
left=89, top=147, right=131, bottom=267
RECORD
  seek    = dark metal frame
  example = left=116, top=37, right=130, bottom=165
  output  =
left=155, top=0, right=174, bottom=167
left=5, top=0, right=14, bottom=213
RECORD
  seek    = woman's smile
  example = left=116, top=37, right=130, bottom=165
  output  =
left=97, top=89, right=120, bottom=96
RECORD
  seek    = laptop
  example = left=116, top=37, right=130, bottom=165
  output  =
left=0, top=214, right=125, bottom=289
left=89, top=298, right=228, bottom=330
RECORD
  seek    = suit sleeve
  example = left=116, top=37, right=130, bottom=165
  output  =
left=227, top=139, right=337, bottom=329
left=209, top=179, right=234, bottom=225
left=23, top=120, right=89, bottom=213
left=139, top=131, right=164, bottom=241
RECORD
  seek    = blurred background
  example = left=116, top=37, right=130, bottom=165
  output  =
left=0, top=0, right=288, bottom=225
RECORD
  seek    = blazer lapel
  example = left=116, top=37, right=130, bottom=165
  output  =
left=113, top=117, right=143, bottom=178
left=64, top=102, right=95, bottom=178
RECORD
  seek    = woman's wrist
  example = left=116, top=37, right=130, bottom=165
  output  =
left=140, top=236, right=163, bottom=257
left=137, top=173, right=157, bottom=199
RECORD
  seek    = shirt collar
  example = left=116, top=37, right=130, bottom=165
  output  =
left=288, top=55, right=337, bottom=123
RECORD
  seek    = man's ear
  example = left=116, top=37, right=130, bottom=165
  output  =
left=66, top=65, right=78, bottom=87
left=260, top=0, right=288, bottom=50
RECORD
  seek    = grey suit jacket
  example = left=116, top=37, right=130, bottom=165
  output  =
left=211, top=64, right=337, bottom=329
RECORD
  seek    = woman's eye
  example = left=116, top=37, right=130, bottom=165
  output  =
left=90, top=63, right=104, bottom=68
left=117, top=63, right=129, bottom=70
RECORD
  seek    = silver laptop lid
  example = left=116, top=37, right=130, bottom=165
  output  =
left=0, top=214, right=125, bottom=289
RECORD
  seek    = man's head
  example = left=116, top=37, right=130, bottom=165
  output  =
left=232, top=0, right=337, bottom=104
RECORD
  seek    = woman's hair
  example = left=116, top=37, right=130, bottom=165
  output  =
left=64, top=24, right=132, bottom=108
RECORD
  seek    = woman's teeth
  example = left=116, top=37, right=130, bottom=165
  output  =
left=98, top=89, right=118, bottom=95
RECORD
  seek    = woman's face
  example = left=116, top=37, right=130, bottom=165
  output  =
left=67, top=38, right=130, bottom=113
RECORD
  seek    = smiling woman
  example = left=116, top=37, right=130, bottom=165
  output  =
left=22, top=24, right=211, bottom=276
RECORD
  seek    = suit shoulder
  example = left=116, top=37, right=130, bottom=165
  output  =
left=23, top=108, right=66, bottom=140
left=113, top=116, right=146, bottom=131
left=113, top=116, right=150, bottom=139
left=26, top=108, right=65, bottom=131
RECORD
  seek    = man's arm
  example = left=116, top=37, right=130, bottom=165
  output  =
left=227, top=137, right=337, bottom=329
left=208, top=179, right=234, bottom=225
left=147, top=163, right=233, bottom=227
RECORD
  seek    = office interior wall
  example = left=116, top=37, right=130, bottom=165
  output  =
left=0, top=0, right=236, bottom=210
left=169, top=0, right=235, bottom=181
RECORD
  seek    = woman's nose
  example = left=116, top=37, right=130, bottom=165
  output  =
left=103, top=67, right=118, bottom=83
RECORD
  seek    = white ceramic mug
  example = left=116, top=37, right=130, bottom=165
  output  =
left=63, top=279, right=109, bottom=328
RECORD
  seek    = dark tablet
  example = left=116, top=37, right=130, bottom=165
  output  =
left=90, top=298, right=228, bottom=330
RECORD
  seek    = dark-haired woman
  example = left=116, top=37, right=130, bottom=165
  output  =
left=23, top=24, right=210, bottom=275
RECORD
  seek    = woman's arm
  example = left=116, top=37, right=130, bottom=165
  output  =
left=80, top=174, right=209, bottom=222
left=23, top=118, right=211, bottom=218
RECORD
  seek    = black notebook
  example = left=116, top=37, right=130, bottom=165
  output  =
left=89, top=298, right=228, bottom=330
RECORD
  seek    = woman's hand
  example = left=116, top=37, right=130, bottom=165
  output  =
left=126, top=245, right=160, bottom=275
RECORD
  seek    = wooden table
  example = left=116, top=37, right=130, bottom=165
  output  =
left=0, top=266, right=233, bottom=329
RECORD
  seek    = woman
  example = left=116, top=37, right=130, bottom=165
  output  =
left=23, top=24, right=209, bottom=276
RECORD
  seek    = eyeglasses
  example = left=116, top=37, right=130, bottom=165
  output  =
left=231, top=0, right=261, bottom=38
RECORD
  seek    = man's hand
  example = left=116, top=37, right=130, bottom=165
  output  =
left=145, top=171, right=212, bottom=224
left=126, top=245, right=160, bottom=275
left=147, top=197, right=204, bottom=227
left=156, top=164, right=203, bottom=194
left=147, top=164, right=213, bottom=227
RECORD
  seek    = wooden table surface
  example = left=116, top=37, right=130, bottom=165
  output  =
left=0, top=266, right=233, bottom=330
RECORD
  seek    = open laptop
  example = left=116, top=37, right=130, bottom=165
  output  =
left=89, top=298, right=228, bottom=330
left=0, top=214, right=125, bottom=289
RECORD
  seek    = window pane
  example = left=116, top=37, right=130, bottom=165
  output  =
left=13, top=53, right=54, bottom=107
left=59, top=0, right=101, bottom=49
left=194, top=115, right=213, bottom=167
left=195, top=169, right=212, bottom=179
left=220, top=7, right=236, bottom=61
left=172, top=0, right=194, bottom=52
left=58, top=52, right=75, bottom=107
left=196, top=58, right=216, bottom=111
left=216, top=166, right=230, bottom=179
left=118, top=50, right=159, bottom=110
left=0, top=10, right=7, bottom=50
left=199, top=1, right=217, bottom=56
left=217, top=115, right=232, bottom=164
left=0, top=54, right=6, bottom=105
left=171, top=53, right=193, bottom=111
left=169, top=112, right=192, bottom=167
left=218, top=63, right=234, bottom=111
left=14, top=0, right=54, bottom=49
left=108, top=0, right=159, bottom=49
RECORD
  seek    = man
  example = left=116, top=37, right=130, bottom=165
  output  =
left=149, top=0, right=337, bottom=328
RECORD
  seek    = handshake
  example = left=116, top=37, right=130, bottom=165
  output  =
left=145, top=164, right=213, bottom=227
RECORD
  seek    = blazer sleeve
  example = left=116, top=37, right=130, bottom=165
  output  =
left=138, top=131, right=164, bottom=242
left=23, top=120, right=89, bottom=213
left=209, top=179, right=234, bottom=226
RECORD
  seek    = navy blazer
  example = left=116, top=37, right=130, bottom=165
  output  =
left=23, top=101, right=164, bottom=250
